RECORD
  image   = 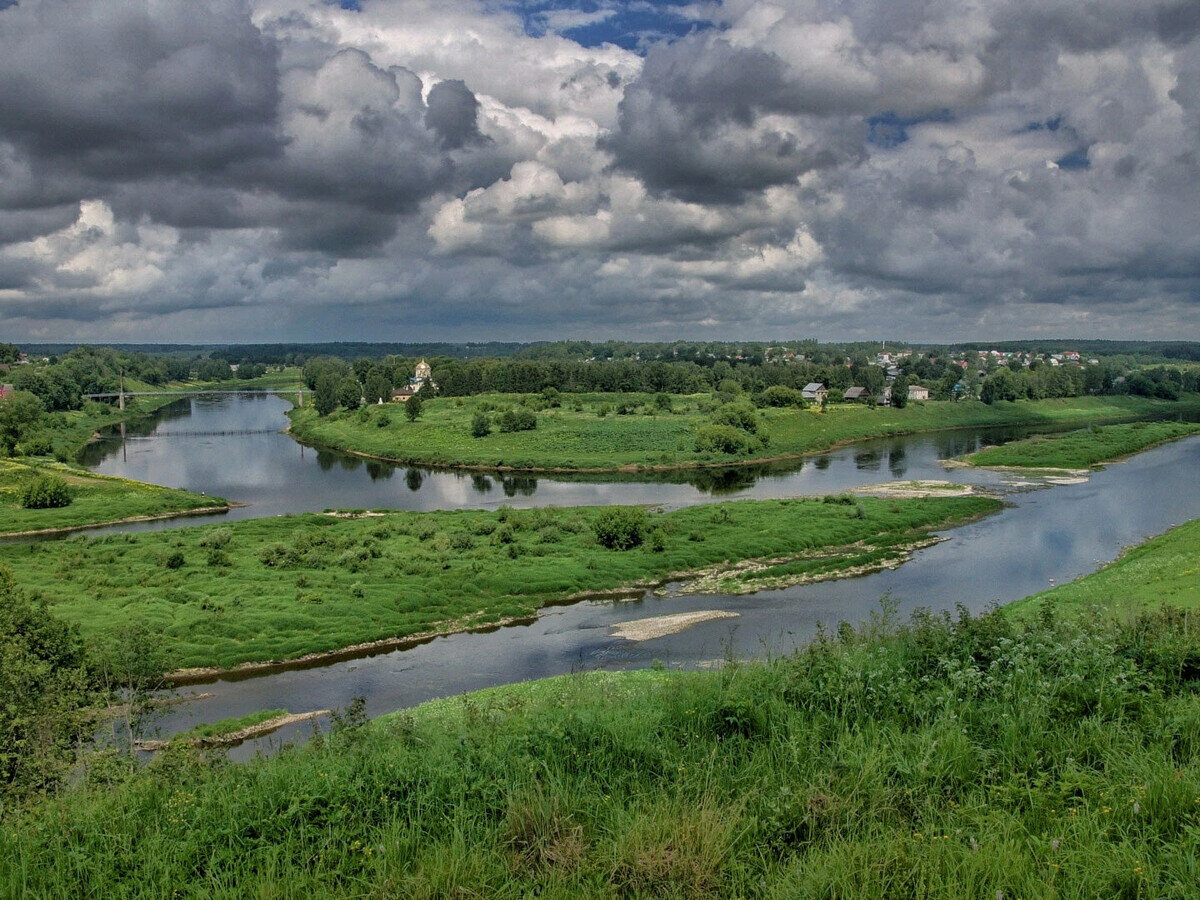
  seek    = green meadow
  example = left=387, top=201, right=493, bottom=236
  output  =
left=0, top=494, right=999, bottom=673
left=289, top=391, right=1200, bottom=471
left=961, top=420, right=1200, bottom=470
left=5, top=604, right=1200, bottom=897
left=0, top=458, right=228, bottom=537
left=1010, top=517, right=1200, bottom=617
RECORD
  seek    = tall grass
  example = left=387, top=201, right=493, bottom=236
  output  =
left=4, top=605, right=1200, bottom=897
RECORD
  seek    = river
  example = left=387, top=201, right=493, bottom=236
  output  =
left=77, top=394, right=1200, bottom=757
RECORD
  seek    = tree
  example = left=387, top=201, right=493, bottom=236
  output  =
left=891, top=375, right=909, bottom=409
left=404, top=394, right=423, bottom=421
left=313, top=374, right=339, bottom=416
left=364, top=371, right=392, bottom=405
left=471, top=410, right=490, bottom=437
left=337, top=376, right=362, bottom=411
left=0, top=391, right=45, bottom=456
left=0, top=565, right=92, bottom=798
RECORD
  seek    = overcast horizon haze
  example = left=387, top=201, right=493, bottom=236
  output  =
left=1, top=0, right=1198, bottom=344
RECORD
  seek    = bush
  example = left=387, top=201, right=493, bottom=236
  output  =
left=376, top=412, right=390, bottom=428
left=18, top=433, right=53, bottom=456
left=19, top=475, right=72, bottom=509
left=404, top=395, right=423, bottom=422
left=163, top=551, right=185, bottom=569
left=711, top=402, right=760, bottom=433
left=756, top=385, right=807, bottom=408
left=594, top=507, right=647, bottom=550
left=694, top=425, right=760, bottom=455
left=471, top=410, right=491, bottom=438
left=498, top=408, right=537, bottom=433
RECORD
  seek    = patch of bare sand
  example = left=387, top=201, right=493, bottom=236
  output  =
left=850, top=480, right=987, bottom=499
left=612, top=610, right=739, bottom=642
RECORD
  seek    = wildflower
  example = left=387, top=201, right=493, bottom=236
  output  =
left=1132, top=802, right=1140, bottom=814
left=1050, top=839, right=1059, bottom=850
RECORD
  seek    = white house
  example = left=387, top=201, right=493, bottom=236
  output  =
left=907, top=385, right=930, bottom=401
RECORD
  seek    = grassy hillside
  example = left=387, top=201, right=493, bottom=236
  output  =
left=4, top=606, right=1199, bottom=897
left=961, top=421, right=1200, bottom=470
left=289, top=392, right=1200, bottom=471
left=0, top=494, right=999, bottom=673
left=0, top=459, right=227, bottom=536
left=1011, top=517, right=1200, bottom=617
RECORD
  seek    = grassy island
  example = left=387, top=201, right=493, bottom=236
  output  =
left=960, top=420, right=1200, bottom=471
left=0, top=459, right=228, bottom=537
left=0, top=494, right=1000, bottom=674
left=288, top=392, right=1200, bottom=472
left=5, top=603, right=1199, bottom=896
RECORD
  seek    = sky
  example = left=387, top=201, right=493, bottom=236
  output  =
left=0, top=0, right=1198, bottom=344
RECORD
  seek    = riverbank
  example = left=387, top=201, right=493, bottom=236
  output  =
left=287, top=392, right=1200, bottom=473
left=1009, top=516, right=1200, bottom=617
left=956, top=421, right=1200, bottom=471
left=0, top=459, right=229, bottom=537
left=0, top=494, right=1001, bottom=675
left=5, top=604, right=1197, bottom=896
left=134, top=709, right=329, bottom=751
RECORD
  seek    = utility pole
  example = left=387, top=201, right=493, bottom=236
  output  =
left=118, top=369, right=125, bottom=411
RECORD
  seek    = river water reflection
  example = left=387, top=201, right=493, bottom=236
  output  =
left=76, top=395, right=1200, bottom=756
left=84, top=393, right=1029, bottom=525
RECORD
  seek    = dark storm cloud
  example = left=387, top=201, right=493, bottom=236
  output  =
left=604, top=40, right=865, bottom=199
left=2, top=0, right=1199, bottom=342
left=425, top=79, right=486, bottom=150
left=0, top=0, right=282, bottom=181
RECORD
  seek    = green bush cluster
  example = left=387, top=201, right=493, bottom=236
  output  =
left=594, top=506, right=647, bottom=550
left=498, top=408, right=537, bottom=433
left=19, top=475, right=73, bottom=509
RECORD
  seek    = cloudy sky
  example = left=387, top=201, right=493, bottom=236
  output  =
left=1, top=0, right=1198, bottom=343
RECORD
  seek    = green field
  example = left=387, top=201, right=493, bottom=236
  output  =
left=0, top=495, right=999, bottom=673
left=0, top=459, right=228, bottom=537
left=289, top=392, right=1200, bottom=471
left=962, top=421, right=1200, bottom=470
left=1010, top=517, right=1200, bottom=617
left=6, top=604, right=1200, bottom=897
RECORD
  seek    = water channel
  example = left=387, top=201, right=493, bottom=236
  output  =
left=76, top=395, right=1200, bottom=757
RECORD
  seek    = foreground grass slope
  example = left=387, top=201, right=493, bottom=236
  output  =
left=1011, top=517, right=1200, bottom=617
left=0, top=495, right=998, bottom=672
left=289, top=392, right=1200, bottom=471
left=5, top=607, right=1200, bottom=897
left=962, top=420, right=1200, bottom=470
left=0, top=459, right=228, bottom=536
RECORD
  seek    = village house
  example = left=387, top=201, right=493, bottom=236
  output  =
left=907, top=385, right=930, bottom=401
left=801, top=382, right=828, bottom=403
left=842, top=386, right=868, bottom=402
left=391, top=385, right=417, bottom=403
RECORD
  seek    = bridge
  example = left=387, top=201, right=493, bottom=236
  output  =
left=82, top=388, right=313, bottom=409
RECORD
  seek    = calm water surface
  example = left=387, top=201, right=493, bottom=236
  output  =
left=74, top=395, right=1200, bottom=756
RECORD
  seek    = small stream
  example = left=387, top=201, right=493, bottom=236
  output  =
left=72, top=395, right=1200, bottom=757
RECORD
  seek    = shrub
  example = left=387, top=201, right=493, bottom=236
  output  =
left=18, top=433, right=53, bottom=456
left=499, top=408, right=537, bottom=433
left=756, top=385, right=808, bottom=408
left=163, top=551, right=185, bottom=570
left=595, top=507, right=647, bottom=550
left=20, top=475, right=72, bottom=509
left=471, top=410, right=491, bottom=438
left=694, top=425, right=760, bottom=455
left=198, top=527, right=232, bottom=550
left=376, top=412, right=390, bottom=428
left=711, top=401, right=760, bottom=434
